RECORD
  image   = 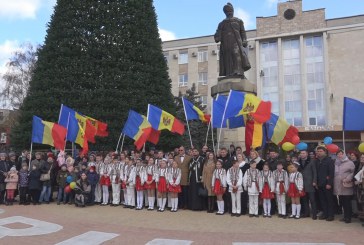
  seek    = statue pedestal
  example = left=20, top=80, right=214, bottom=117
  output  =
left=211, top=77, right=256, bottom=98
left=211, top=77, right=257, bottom=151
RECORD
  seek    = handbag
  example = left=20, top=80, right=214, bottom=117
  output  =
left=343, top=180, right=354, bottom=188
left=40, top=166, right=52, bottom=181
left=198, top=187, right=208, bottom=197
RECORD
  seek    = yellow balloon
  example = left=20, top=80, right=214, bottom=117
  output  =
left=70, top=182, right=77, bottom=189
left=358, top=143, right=364, bottom=153
left=282, top=142, right=295, bottom=152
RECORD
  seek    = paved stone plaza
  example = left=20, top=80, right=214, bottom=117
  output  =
left=0, top=204, right=362, bottom=244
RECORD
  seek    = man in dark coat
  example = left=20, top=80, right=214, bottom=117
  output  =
left=218, top=147, right=233, bottom=213
left=188, top=148, right=204, bottom=211
left=315, top=146, right=335, bottom=221
left=299, top=150, right=318, bottom=219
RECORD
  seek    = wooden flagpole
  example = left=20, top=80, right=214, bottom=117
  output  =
left=115, top=132, right=123, bottom=153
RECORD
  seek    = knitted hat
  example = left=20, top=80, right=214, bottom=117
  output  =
left=0, top=152, right=6, bottom=157
left=10, top=166, right=16, bottom=171
left=9, top=152, right=16, bottom=158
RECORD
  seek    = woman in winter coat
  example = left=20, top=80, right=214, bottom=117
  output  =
left=74, top=172, right=91, bottom=207
left=202, top=152, right=216, bottom=213
left=39, top=157, right=54, bottom=204
left=28, top=164, right=42, bottom=205
left=333, top=150, right=355, bottom=223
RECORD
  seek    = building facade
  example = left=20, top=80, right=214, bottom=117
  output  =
left=162, top=0, right=364, bottom=150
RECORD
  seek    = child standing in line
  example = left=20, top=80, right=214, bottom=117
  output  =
left=259, top=163, right=275, bottom=218
left=124, top=157, right=136, bottom=209
left=168, top=160, right=181, bottom=212
left=145, top=157, right=157, bottom=210
left=212, top=159, right=227, bottom=215
left=288, top=163, right=305, bottom=219
left=273, top=160, right=289, bottom=218
left=227, top=160, right=243, bottom=217
left=5, top=166, right=18, bottom=205
left=56, top=164, right=68, bottom=205
left=243, top=160, right=261, bottom=217
left=87, top=166, right=99, bottom=205
left=135, top=158, right=146, bottom=210
left=156, top=159, right=168, bottom=212
left=18, top=162, right=30, bottom=205
left=100, top=170, right=111, bottom=206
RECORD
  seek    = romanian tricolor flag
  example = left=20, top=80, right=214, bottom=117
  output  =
left=147, top=104, right=185, bottom=135
left=122, top=110, right=160, bottom=150
left=265, top=113, right=299, bottom=145
left=32, top=116, right=67, bottom=150
left=224, top=90, right=272, bottom=124
left=182, top=97, right=210, bottom=123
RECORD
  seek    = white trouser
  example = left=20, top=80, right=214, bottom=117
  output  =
left=249, top=195, right=259, bottom=215
left=102, top=185, right=109, bottom=204
left=136, top=191, right=144, bottom=208
left=95, top=183, right=102, bottom=202
left=112, top=183, right=120, bottom=204
left=122, top=187, right=127, bottom=205
left=263, top=199, right=271, bottom=215
left=231, top=192, right=241, bottom=214
left=276, top=194, right=286, bottom=215
left=126, top=186, right=135, bottom=206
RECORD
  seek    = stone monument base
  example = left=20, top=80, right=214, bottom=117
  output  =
left=211, top=76, right=256, bottom=98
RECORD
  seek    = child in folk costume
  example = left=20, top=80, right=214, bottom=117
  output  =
left=156, top=158, right=168, bottom=212
left=5, top=166, right=18, bottom=205
left=145, top=157, right=157, bottom=210
left=212, top=159, right=227, bottom=215
left=259, top=163, right=275, bottom=218
left=99, top=169, right=111, bottom=206
left=123, top=157, right=136, bottom=208
left=273, top=160, right=289, bottom=218
left=94, top=154, right=104, bottom=204
left=226, top=160, right=243, bottom=217
left=243, top=160, right=261, bottom=217
left=168, top=160, right=182, bottom=212
left=108, top=156, right=121, bottom=206
left=287, top=163, right=305, bottom=219
left=134, top=158, right=146, bottom=210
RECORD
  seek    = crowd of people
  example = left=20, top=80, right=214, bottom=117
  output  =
left=0, top=144, right=363, bottom=226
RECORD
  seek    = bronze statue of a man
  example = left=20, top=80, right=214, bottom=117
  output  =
left=214, top=3, right=251, bottom=78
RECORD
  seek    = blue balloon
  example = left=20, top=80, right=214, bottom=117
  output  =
left=296, top=142, right=308, bottom=151
left=66, top=176, right=73, bottom=183
left=323, top=137, right=333, bottom=145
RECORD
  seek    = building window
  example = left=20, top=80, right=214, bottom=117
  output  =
left=163, top=52, right=168, bottom=63
left=260, top=41, right=279, bottom=114
left=198, top=50, right=208, bottom=62
left=305, top=35, right=326, bottom=126
left=198, top=72, right=208, bottom=85
left=199, top=96, right=207, bottom=107
left=178, top=51, right=188, bottom=64
left=283, top=38, right=302, bottom=126
left=178, top=74, right=188, bottom=87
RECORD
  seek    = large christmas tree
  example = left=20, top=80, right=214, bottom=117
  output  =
left=11, top=0, right=177, bottom=151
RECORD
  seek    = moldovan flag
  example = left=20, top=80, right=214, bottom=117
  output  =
left=32, top=116, right=67, bottom=150
left=182, top=97, right=210, bottom=123
left=224, top=90, right=272, bottom=124
left=122, top=110, right=155, bottom=150
left=147, top=104, right=185, bottom=135
left=343, top=97, right=364, bottom=131
left=85, top=116, right=109, bottom=137
left=58, top=105, right=97, bottom=154
left=265, top=113, right=299, bottom=145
